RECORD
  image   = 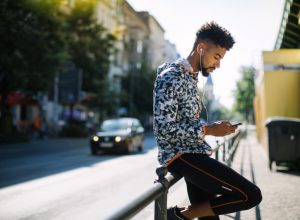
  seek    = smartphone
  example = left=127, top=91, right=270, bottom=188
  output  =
left=232, top=122, right=242, bottom=127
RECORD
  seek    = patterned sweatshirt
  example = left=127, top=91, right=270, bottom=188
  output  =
left=153, top=58, right=212, bottom=166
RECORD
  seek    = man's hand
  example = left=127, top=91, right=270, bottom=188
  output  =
left=205, top=120, right=237, bottom=137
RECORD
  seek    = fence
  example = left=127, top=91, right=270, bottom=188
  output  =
left=108, top=128, right=246, bottom=220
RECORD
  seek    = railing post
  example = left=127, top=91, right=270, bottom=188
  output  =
left=215, top=140, right=219, bottom=161
left=223, top=138, right=226, bottom=162
left=154, top=166, right=168, bottom=220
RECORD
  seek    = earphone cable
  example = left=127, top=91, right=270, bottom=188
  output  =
left=199, top=49, right=209, bottom=124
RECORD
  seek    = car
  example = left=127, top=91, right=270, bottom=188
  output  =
left=90, top=117, right=145, bottom=155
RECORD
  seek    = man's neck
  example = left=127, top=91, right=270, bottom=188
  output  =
left=187, top=50, right=200, bottom=73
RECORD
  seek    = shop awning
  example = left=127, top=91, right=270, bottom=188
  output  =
left=275, top=0, right=300, bottom=49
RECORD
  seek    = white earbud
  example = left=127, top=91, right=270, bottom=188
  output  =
left=198, top=47, right=203, bottom=55
left=199, top=48, right=203, bottom=72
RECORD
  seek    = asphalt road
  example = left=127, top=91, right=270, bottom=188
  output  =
left=0, top=133, right=170, bottom=220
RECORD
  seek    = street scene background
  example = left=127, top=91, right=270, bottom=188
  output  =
left=1, top=0, right=300, bottom=220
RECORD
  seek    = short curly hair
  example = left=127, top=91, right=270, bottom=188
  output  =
left=194, top=21, right=235, bottom=50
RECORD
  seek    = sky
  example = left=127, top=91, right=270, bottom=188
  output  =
left=127, top=0, right=285, bottom=109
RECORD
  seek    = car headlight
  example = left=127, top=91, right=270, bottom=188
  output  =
left=115, top=136, right=129, bottom=142
left=115, top=136, right=122, bottom=142
left=92, top=136, right=99, bottom=142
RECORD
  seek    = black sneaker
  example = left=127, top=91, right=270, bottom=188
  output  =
left=167, top=206, right=189, bottom=220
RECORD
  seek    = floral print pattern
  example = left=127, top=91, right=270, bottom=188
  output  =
left=153, top=58, right=212, bottom=165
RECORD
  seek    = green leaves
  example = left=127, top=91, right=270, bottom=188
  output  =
left=233, top=66, right=256, bottom=123
left=65, top=4, right=115, bottom=91
left=0, top=0, right=116, bottom=132
left=0, top=0, right=67, bottom=94
left=0, top=0, right=116, bottom=102
left=121, top=66, right=156, bottom=117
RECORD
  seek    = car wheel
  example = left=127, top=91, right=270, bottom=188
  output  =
left=138, top=145, right=143, bottom=152
left=126, top=144, right=132, bottom=154
left=90, top=145, right=98, bottom=155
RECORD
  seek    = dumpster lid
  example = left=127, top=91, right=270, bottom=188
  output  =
left=266, top=117, right=300, bottom=127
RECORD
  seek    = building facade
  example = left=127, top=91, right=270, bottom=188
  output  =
left=254, top=0, right=300, bottom=150
left=164, top=39, right=180, bottom=63
left=137, top=11, right=166, bottom=70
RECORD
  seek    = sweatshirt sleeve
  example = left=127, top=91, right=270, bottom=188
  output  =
left=153, top=72, right=205, bottom=144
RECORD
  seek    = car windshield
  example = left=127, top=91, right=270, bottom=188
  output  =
left=100, top=119, right=131, bottom=131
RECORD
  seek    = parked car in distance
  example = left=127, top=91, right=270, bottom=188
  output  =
left=90, top=117, right=145, bottom=155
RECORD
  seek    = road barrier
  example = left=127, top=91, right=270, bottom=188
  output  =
left=108, top=128, right=246, bottom=220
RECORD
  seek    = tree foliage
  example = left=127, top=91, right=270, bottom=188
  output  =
left=0, top=0, right=66, bottom=95
left=233, top=66, right=256, bottom=123
left=0, top=0, right=116, bottom=134
left=0, top=0, right=67, bottom=135
left=121, top=65, right=156, bottom=119
left=64, top=1, right=116, bottom=93
left=62, top=0, right=117, bottom=122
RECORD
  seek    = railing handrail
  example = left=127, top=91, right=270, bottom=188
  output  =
left=108, top=171, right=181, bottom=220
left=213, top=128, right=245, bottom=165
left=107, top=128, right=245, bottom=220
left=212, top=128, right=242, bottom=152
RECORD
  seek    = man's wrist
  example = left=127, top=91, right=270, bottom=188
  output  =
left=203, top=125, right=207, bottom=135
left=204, top=125, right=211, bottom=135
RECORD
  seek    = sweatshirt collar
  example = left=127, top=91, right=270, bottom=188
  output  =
left=176, top=58, right=198, bottom=80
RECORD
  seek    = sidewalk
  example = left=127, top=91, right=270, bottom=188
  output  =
left=163, top=130, right=300, bottom=220
left=220, top=131, right=300, bottom=220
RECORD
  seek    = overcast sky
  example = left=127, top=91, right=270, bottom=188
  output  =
left=127, top=0, right=285, bottom=109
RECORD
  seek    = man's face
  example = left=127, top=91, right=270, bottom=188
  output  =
left=200, top=44, right=227, bottom=77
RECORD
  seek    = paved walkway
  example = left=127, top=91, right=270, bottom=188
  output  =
left=163, top=130, right=300, bottom=220
left=220, top=131, right=300, bottom=220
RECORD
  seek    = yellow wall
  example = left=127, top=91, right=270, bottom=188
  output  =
left=263, top=49, right=300, bottom=64
left=254, top=49, right=300, bottom=149
left=264, top=71, right=300, bottom=117
left=254, top=80, right=268, bottom=147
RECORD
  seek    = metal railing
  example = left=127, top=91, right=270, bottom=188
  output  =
left=214, top=128, right=245, bottom=167
left=108, top=128, right=246, bottom=220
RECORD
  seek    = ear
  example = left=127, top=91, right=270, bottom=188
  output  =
left=197, top=43, right=205, bottom=54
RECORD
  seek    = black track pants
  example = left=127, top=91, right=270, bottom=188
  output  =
left=167, top=153, right=262, bottom=216
left=186, top=180, right=221, bottom=220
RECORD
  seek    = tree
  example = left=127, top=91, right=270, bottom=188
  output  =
left=121, top=63, right=156, bottom=122
left=63, top=0, right=116, bottom=122
left=65, top=1, right=116, bottom=92
left=0, top=0, right=67, bottom=135
left=0, top=0, right=116, bottom=137
left=233, top=66, right=256, bottom=123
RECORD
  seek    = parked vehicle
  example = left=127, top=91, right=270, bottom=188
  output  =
left=90, top=117, right=145, bottom=155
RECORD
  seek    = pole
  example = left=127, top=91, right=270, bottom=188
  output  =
left=53, top=72, right=59, bottom=131
left=154, top=167, right=168, bottom=220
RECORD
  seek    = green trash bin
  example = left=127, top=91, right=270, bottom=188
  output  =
left=265, top=117, right=300, bottom=170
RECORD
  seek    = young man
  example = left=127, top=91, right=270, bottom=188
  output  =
left=153, top=21, right=262, bottom=220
